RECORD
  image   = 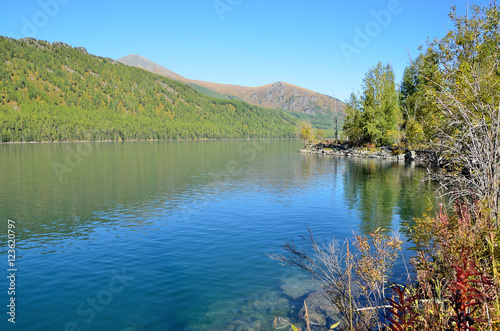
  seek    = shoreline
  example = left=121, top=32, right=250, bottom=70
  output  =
left=299, top=142, right=443, bottom=166
left=0, top=137, right=299, bottom=145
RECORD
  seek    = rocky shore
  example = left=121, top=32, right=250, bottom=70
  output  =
left=299, top=142, right=444, bottom=166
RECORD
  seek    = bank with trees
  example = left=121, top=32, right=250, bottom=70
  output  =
left=276, top=4, right=500, bottom=330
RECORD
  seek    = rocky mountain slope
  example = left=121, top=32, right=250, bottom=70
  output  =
left=117, top=54, right=344, bottom=116
left=117, top=54, right=191, bottom=85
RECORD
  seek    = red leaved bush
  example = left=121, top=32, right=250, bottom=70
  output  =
left=446, top=257, right=493, bottom=331
left=386, top=284, right=420, bottom=331
left=387, top=198, right=499, bottom=330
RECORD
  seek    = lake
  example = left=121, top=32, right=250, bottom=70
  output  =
left=0, top=140, right=436, bottom=330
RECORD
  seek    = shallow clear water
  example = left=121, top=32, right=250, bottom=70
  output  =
left=0, top=140, right=435, bottom=330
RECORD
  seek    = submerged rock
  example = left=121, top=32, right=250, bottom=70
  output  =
left=188, top=290, right=291, bottom=331
left=299, top=290, right=342, bottom=330
left=280, top=273, right=320, bottom=300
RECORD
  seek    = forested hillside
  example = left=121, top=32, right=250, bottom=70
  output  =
left=0, top=37, right=297, bottom=142
left=117, top=55, right=345, bottom=121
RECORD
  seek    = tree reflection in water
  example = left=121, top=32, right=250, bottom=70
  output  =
left=341, top=158, right=436, bottom=235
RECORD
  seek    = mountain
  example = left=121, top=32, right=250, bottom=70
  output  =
left=117, top=55, right=231, bottom=100
left=0, top=37, right=297, bottom=142
left=191, top=80, right=344, bottom=116
left=117, top=54, right=191, bottom=85
left=117, top=55, right=344, bottom=117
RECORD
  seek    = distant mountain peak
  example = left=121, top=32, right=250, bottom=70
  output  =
left=117, top=55, right=344, bottom=116
left=117, top=54, right=190, bottom=84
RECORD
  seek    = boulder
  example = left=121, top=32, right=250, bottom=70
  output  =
left=280, top=274, right=320, bottom=300
left=299, top=290, right=342, bottom=329
left=75, top=46, right=88, bottom=55
left=53, top=41, right=70, bottom=48
left=405, top=150, right=417, bottom=161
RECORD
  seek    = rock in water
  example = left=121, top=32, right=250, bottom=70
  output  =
left=299, top=290, right=342, bottom=329
left=280, top=273, right=320, bottom=300
left=405, top=150, right=417, bottom=161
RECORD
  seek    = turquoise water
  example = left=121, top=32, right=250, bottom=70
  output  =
left=0, top=140, right=435, bottom=330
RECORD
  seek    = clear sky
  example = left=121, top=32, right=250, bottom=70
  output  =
left=1, top=0, right=493, bottom=101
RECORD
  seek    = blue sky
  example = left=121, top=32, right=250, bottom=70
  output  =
left=1, top=0, right=493, bottom=101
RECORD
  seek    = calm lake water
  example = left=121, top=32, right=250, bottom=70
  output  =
left=0, top=140, right=436, bottom=330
